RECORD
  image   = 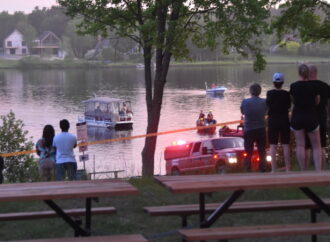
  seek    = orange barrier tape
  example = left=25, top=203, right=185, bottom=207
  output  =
left=0, top=120, right=241, bottom=158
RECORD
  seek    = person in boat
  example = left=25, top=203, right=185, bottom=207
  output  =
left=196, top=110, right=205, bottom=126
left=95, top=105, right=103, bottom=121
left=120, top=103, right=128, bottom=115
left=205, top=111, right=216, bottom=125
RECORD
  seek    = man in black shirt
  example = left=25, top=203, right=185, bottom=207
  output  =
left=306, top=65, right=330, bottom=168
left=266, top=72, right=291, bottom=172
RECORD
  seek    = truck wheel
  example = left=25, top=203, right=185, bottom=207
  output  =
left=171, top=168, right=180, bottom=176
left=216, top=162, right=226, bottom=174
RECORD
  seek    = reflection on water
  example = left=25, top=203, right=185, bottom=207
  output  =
left=206, top=92, right=225, bottom=98
left=0, top=64, right=329, bottom=176
left=87, top=126, right=132, bottom=143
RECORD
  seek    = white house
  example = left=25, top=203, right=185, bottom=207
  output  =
left=31, top=31, right=64, bottom=58
left=3, top=29, right=29, bottom=56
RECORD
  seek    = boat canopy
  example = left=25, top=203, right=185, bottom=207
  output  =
left=83, top=97, right=131, bottom=121
left=83, top=97, right=124, bottom=104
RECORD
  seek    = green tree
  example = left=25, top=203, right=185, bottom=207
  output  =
left=28, top=7, right=48, bottom=34
left=40, top=7, right=70, bottom=37
left=58, top=0, right=276, bottom=176
left=0, top=111, right=37, bottom=183
left=64, top=19, right=97, bottom=58
left=273, top=0, right=330, bottom=42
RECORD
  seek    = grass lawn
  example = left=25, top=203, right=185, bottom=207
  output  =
left=0, top=55, right=329, bottom=69
left=1, top=170, right=330, bottom=242
left=0, top=59, right=20, bottom=68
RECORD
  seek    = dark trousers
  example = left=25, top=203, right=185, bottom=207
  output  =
left=56, top=162, right=77, bottom=181
left=243, top=128, right=266, bottom=172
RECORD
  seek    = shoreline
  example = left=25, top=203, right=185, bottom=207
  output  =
left=0, top=56, right=329, bottom=70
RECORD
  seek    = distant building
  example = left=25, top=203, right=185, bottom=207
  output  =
left=3, top=29, right=29, bottom=56
left=31, top=31, right=64, bottom=58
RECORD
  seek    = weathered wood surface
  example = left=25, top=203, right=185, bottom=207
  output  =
left=0, top=180, right=138, bottom=201
left=180, top=222, right=330, bottom=240
left=155, top=171, right=330, bottom=193
left=0, top=206, right=116, bottom=221
left=11, top=234, right=147, bottom=242
left=144, top=198, right=330, bottom=216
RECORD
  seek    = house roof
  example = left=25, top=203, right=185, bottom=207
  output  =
left=4, top=29, right=23, bottom=41
left=37, top=31, right=61, bottom=42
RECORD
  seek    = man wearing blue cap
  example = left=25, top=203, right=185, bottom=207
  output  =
left=266, top=72, right=291, bottom=172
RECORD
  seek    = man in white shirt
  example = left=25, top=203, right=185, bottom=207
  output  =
left=53, top=119, right=77, bottom=181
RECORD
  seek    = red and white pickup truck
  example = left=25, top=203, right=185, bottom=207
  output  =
left=164, top=137, right=271, bottom=175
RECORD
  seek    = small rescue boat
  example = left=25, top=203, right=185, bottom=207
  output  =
left=219, top=125, right=243, bottom=138
left=205, top=82, right=227, bottom=95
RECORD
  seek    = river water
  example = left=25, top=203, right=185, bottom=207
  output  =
left=0, top=63, right=329, bottom=177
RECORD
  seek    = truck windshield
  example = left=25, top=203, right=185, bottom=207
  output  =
left=211, top=138, right=244, bottom=150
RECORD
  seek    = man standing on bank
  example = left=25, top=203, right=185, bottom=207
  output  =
left=266, top=73, right=291, bottom=172
left=241, top=83, right=267, bottom=172
left=53, top=119, right=77, bottom=180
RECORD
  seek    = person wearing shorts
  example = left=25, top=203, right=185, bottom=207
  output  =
left=266, top=72, right=291, bottom=172
left=290, top=64, right=322, bottom=171
left=305, top=65, right=330, bottom=168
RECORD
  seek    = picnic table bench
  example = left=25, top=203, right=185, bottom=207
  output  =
left=144, top=199, right=329, bottom=227
left=0, top=180, right=138, bottom=238
left=11, top=234, right=147, bottom=242
left=155, top=171, right=330, bottom=241
left=179, top=222, right=330, bottom=241
left=0, top=206, right=116, bottom=221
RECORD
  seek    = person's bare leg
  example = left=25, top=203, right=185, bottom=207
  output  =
left=305, top=148, right=311, bottom=169
left=282, top=144, right=290, bottom=172
left=270, top=144, right=277, bottom=172
left=294, top=130, right=306, bottom=170
left=321, top=148, right=326, bottom=170
left=308, top=130, right=322, bottom=171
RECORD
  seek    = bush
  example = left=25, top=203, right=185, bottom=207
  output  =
left=0, top=111, right=38, bottom=182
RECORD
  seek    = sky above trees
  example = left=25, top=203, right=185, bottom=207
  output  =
left=1, top=0, right=57, bottom=13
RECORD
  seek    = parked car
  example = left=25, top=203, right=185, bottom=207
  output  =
left=164, top=137, right=271, bottom=175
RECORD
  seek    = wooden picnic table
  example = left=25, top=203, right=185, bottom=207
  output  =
left=155, top=171, right=330, bottom=228
left=0, top=179, right=138, bottom=236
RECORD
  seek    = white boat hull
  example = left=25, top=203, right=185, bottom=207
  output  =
left=79, top=117, right=133, bottom=130
left=206, top=87, right=226, bottom=95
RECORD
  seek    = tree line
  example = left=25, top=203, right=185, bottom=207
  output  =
left=0, top=5, right=329, bottom=62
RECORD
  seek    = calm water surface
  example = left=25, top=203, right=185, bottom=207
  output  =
left=0, top=63, right=329, bottom=176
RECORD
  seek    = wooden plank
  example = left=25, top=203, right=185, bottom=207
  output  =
left=180, top=222, right=330, bottom=241
left=0, top=207, right=116, bottom=221
left=0, top=180, right=138, bottom=202
left=155, top=171, right=330, bottom=193
left=144, top=199, right=330, bottom=216
left=11, top=234, right=147, bottom=242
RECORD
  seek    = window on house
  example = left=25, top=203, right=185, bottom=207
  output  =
left=7, top=41, right=12, bottom=47
left=22, top=49, right=26, bottom=54
left=22, top=41, right=26, bottom=46
left=9, top=49, right=15, bottom=55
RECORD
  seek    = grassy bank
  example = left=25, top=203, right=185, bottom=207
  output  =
left=1, top=176, right=330, bottom=242
left=0, top=55, right=329, bottom=69
left=171, top=55, right=330, bottom=67
left=0, top=59, right=20, bottom=69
